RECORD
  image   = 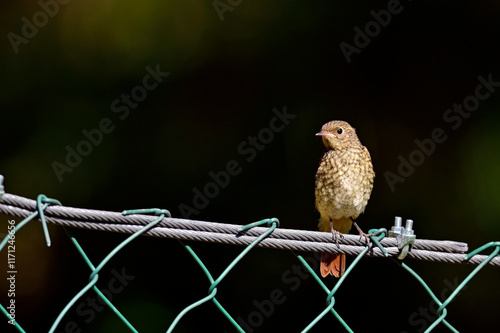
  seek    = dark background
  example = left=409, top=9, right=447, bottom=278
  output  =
left=1, top=0, right=500, bottom=332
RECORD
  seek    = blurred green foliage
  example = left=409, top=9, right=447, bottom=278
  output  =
left=1, top=0, right=499, bottom=332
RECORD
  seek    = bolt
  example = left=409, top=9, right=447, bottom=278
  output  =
left=394, top=216, right=402, bottom=228
left=405, top=219, right=413, bottom=230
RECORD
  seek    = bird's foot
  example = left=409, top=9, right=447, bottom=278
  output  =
left=352, top=220, right=373, bottom=246
left=358, top=231, right=374, bottom=246
left=330, top=220, right=344, bottom=248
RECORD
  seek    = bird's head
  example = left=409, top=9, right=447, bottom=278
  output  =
left=316, top=120, right=360, bottom=149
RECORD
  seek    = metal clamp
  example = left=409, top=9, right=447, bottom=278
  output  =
left=388, top=216, right=416, bottom=260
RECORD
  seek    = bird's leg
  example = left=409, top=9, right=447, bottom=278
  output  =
left=351, top=218, right=373, bottom=246
left=330, top=219, right=344, bottom=248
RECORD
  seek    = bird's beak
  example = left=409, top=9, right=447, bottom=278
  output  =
left=316, top=131, right=332, bottom=137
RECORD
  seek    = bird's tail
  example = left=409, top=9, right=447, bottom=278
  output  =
left=320, top=252, right=345, bottom=278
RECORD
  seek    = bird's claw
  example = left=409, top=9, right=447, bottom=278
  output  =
left=330, top=221, right=344, bottom=248
left=352, top=220, right=373, bottom=246
left=358, top=232, right=373, bottom=246
left=332, top=230, right=345, bottom=248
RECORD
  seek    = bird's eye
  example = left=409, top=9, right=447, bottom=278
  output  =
left=337, top=128, right=343, bottom=135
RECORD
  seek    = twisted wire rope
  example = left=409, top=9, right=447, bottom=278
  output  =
left=1, top=193, right=498, bottom=266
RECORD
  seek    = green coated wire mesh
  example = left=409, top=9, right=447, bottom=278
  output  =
left=0, top=191, right=499, bottom=332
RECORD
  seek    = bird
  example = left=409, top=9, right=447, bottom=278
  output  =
left=314, top=120, right=375, bottom=278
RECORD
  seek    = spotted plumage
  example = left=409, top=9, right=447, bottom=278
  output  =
left=315, top=120, right=374, bottom=277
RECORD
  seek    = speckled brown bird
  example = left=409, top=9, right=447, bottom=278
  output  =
left=315, top=120, right=375, bottom=278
